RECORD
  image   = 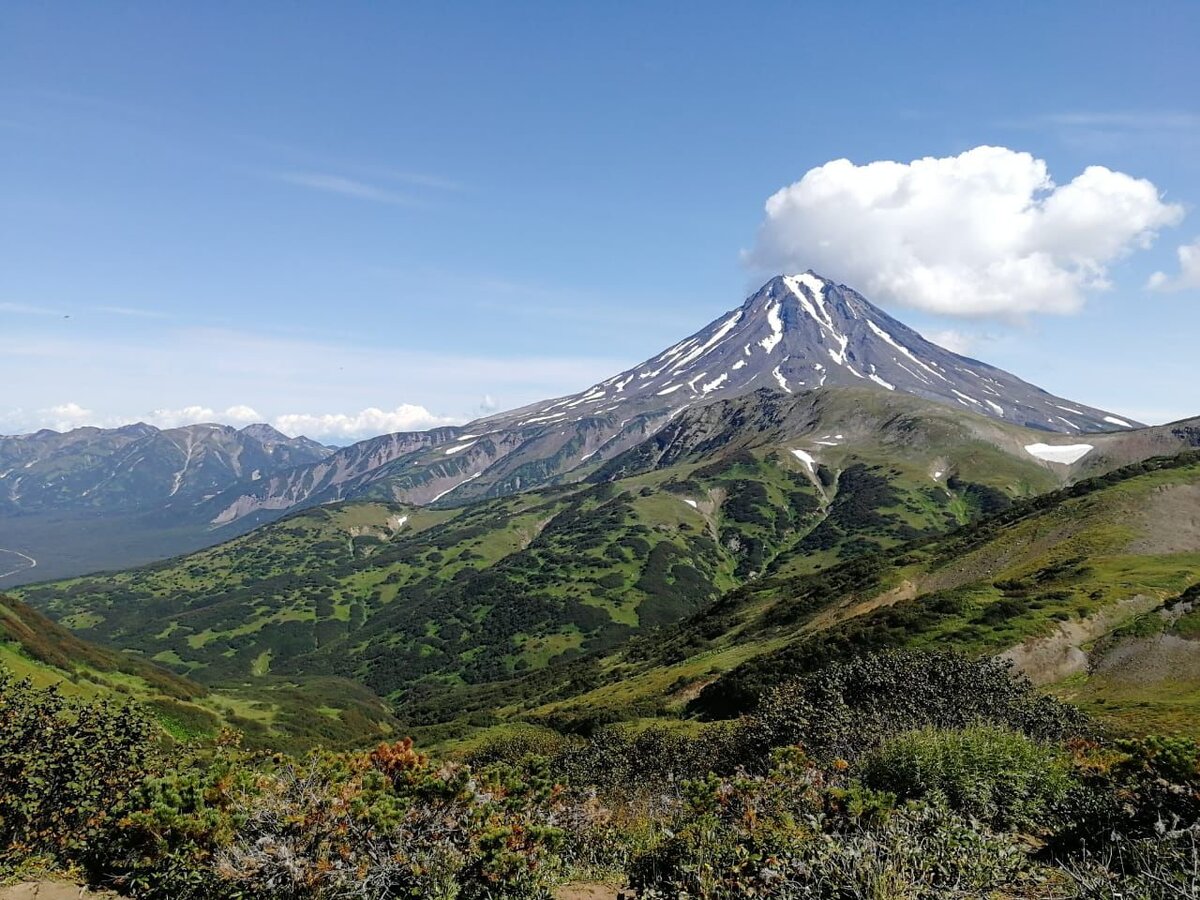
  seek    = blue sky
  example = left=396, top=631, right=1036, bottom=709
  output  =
left=2, top=2, right=1199, bottom=440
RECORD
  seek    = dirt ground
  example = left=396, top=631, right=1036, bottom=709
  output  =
left=555, top=883, right=627, bottom=900
left=1000, top=594, right=1158, bottom=684
left=2, top=881, right=625, bottom=900
left=1127, top=483, right=1200, bottom=555
left=0, top=885, right=117, bottom=900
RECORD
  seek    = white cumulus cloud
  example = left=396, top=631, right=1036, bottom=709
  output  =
left=144, top=405, right=264, bottom=428
left=1148, top=237, right=1200, bottom=291
left=272, top=405, right=462, bottom=441
left=746, top=145, right=1184, bottom=318
left=44, top=402, right=100, bottom=431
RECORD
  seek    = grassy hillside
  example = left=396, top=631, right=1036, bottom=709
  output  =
left=22, top=388, right=1195, bottom=748
left=0, top=594, right=397, bottom=752
left=400, top=451, right=1200, bottom=745
left=19, top=392, right=1053, bottom=717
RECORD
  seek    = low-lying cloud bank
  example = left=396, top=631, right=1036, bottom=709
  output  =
left=273, top=405, right=462, bottom=440
left=0, top=403, right=464, bottom=442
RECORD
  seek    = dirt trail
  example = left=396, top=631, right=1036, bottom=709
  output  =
left=555, top=883, right=625, bottom=900
left=0, top=547, right=37, bottom=581
left=0, top=884, right=117, bottom=900
left=805, top=579, right=918, bottom=633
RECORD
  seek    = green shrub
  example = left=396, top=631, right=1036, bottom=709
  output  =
left=734, top=650, right=1085, bottom=765
left=630, top=749, right=1029, bottom=899
left=0, top=674, right=157, bottom=873
left=101, top=736, right=569, bottom=900
left=860, top=725, right=1074, bottom=831
left=550, top=723, right=736, bottom=791
left=1052, top=734, right=1200, bottom=852
left=465, top=727, right=577, bottom=768
left=1117, top=733, right=1200, bottom=783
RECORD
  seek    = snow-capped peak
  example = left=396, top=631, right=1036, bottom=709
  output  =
left=484, top=274, right=1140, bottom=436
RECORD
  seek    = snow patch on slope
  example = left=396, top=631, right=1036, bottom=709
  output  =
left=790, top=448, right=815, bottom=472
left=430, top=472, right=482, bottom=503
left=758, top=300, right=784, bottom=353
left=1024, top=443, right=1094, bottom=465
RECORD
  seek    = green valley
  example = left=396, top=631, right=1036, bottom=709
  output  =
left=16, top=389, right=1079, bottom=718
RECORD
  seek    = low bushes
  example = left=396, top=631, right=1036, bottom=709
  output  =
left=3, top=650, right=1199, bottom=898
left=627, top=748, right=1031, bottom=900
left=859, top=725, right=1074, bottom=830
left=0, top=675, right=568, bottom=898
left=104, top=738, right=570, bottom=900
left=733, top=649, right=1086, bottom=765
left=0, top=674, right=156, bottom=874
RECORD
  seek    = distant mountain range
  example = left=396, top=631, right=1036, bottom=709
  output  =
left=0, top=422, right=330, bottom=516
left=0, top=273, right=1152, bottom=582
left=0, top=424, right=331, bottom=583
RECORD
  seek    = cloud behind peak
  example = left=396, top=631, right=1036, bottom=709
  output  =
left=745, top=146, right=1184, bottom=319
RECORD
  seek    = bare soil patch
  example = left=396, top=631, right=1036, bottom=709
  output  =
left=555, top=882, right=626, bottom=900
left=1000, top=594, right=1158, bottom=685
left=1092, top=633, right=1200, bottom=686
left=805, top=579, right=917, bottom=633
left=0, top=884, right=117, bottom=900
left=1126, top=484, right=1200, bottom=555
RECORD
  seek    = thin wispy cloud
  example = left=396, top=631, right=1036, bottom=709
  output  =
left=274, top=171, right=421, bottom=206
left=0, top=302, right=62, bottom=316
left=999, top=111, right=1200, bottom=146
left=236, top=131, right=464, bottom=193
left=354, top=164, right=464, bottom=192
left=1038, top=111, right=1200, bottom=130
left=95, top=305, right=170, bottom=319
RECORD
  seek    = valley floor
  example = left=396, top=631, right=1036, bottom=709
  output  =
left=0, top=549, right=35, bottom=583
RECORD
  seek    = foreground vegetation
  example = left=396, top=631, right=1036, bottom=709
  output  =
left=4, top=651, right=1198, bottom=899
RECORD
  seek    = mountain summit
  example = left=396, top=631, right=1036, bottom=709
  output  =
left=511, top=272, right=1137, bottom=434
